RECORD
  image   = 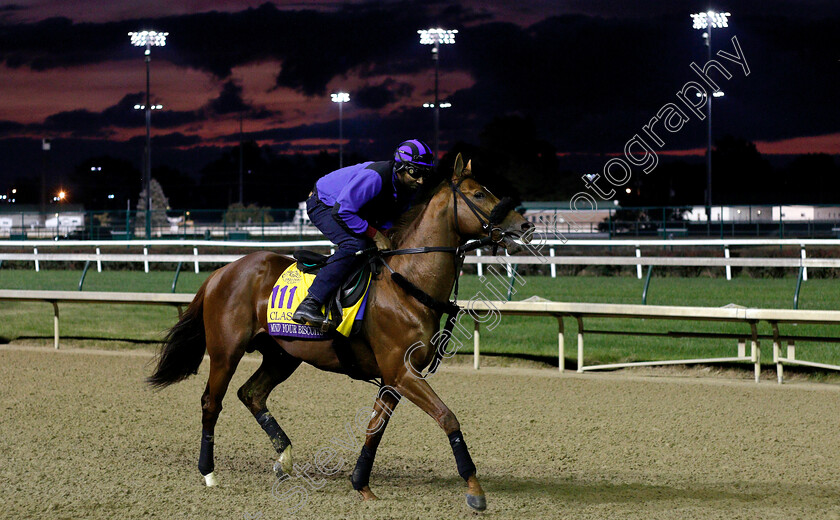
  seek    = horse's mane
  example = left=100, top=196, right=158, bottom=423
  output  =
left=389, top=180, right=449, bottom=247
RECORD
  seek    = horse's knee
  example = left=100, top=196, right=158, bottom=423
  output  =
left=437, top=410, right=460, bottom=434
left=202, top=398, right=223, bottom=419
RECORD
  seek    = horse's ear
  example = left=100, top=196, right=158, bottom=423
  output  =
left=464, top=159, right=473, bottom=176
left=452, top=153, right=465, bottom=180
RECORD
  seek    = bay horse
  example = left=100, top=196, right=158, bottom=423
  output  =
left=147, top=154, right=534, bottom=512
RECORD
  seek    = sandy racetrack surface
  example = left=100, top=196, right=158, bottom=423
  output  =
left=2, top=345, right=839, bottom=519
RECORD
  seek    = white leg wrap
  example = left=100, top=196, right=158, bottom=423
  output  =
left=278, top=446, right=294, bottom=475
left=203, top=471, right=218, bottom=487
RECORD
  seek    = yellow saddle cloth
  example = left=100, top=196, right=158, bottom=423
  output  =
left=267, top=262, right=371, bottom=339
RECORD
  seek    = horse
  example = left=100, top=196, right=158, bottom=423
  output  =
left=146, top=153, right=534, bottom=512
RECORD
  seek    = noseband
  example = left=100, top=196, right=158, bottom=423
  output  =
left=449, top=177, right=518, bottom=245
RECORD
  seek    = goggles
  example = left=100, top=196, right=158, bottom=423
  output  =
left=403, top=163, right=433, bottom=179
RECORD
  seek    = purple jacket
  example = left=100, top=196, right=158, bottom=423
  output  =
left=314, top=161, right=412, bottom=237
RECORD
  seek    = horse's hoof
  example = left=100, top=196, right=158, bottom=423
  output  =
left=273, top=446, right=294, bottom=475
left=466, top=493, right=486, bottom=512
left=203, top=471, right=218, bottom=487
left=358, top=486, right=378, bottom=501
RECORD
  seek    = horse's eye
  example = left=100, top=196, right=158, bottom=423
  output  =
left=473, top=192, right=485, bottom=200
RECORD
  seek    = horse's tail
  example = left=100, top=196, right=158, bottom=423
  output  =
left=147, top=280, right=208, bottom=389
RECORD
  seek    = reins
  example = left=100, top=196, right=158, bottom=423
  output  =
left=369, top=181, right=517, bottom=377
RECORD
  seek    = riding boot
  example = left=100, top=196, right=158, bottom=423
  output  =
left=292, top=295, right=326, bottom=326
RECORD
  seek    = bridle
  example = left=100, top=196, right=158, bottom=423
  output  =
left=449, top=176, right=510, bottom=245
left=379, top=177, right=518, bottom=259
left=371, top=177, right=522, bottom=379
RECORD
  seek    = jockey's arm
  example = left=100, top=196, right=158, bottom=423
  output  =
left=333, top=169, right=383, bottom=239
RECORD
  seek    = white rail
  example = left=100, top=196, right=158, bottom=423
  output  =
left=2, top=290, right=837, bottom=383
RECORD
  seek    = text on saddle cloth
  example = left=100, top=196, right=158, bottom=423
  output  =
left=267, top=262, right=371, bottom=340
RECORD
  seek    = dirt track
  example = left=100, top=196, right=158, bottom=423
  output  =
left=2, top=345, right=839, bottom=520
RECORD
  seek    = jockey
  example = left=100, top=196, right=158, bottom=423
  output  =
left=292, top=139, right=433, bottom=328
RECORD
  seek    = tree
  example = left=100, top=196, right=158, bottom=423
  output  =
left=711, top=136, right=772, bottom=204
left=135, top=178, right=171, bottom=231
left=153, top=165, right=196, bottom=209
left=779, top=154, right=840, bottom=204
left=222, top=202, right=274, bottom=226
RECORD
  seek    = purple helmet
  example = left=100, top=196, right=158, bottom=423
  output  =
left=394, top=139, right=434, bottom=178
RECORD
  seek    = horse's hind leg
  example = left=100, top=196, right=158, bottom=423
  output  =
left=237, top=345, right=302, bottom=475
left=199, top=339, right=246, bottom=486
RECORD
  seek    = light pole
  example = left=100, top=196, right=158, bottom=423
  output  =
left=418, top=28, right=457, bottom=163
left=691, top=11, right=729, bottom=217
left=331, top=92, right=350, bottom=168
left=129, top=30, right=168, bottom=238
left=238, top=113, right=244, bottom=205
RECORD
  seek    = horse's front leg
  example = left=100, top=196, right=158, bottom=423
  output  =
left=350, top=385, right=402, bottom=500
left=392, top=374, right=486, bottom=512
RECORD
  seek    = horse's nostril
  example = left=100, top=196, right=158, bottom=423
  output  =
left=522, top=222, right=535, bottom=231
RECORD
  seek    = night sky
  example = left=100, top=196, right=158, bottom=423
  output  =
left=0, top=1, right=838, bottom=204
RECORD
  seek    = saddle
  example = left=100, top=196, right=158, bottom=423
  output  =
left=279, top=249, right=378, bottom=381
left=292, top=249, right=376, bottom=311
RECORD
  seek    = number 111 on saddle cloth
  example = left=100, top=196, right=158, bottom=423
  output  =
left=267, top=262, right=371, bottom=340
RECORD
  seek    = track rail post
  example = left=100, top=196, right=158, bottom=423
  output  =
left=549, top=247, right=556, bottom=278
left=794, top=265, right=804, bottom=310
left=576, top=315, right=585, bottom=373
left=635, top=246, right=642, bottom=279
left=749, top=321, right=761, bottom=383
left=724, top=246, right=731, bottom=280
left=78, top=261, right=91, bottom=291
left=801, top=245, right=808, bottom=281
left=51, top=301, right=59, bottom=349
left=642, top=265, right=653, bottom=305
left=473, top=320, right=480, bottom=370
left=771, top=322, right=782, bottom=384
left=171, top=261, right=183, bottom=293
left=557, top=315, right=565, bottom=372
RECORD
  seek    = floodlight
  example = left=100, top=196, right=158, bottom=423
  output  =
left=330, top=93, right=350, bottom=167
left=689, top=11, right=730, bottom=213
left=418, top=28, right=458, bottom=45
left=129, top=29, right=169, bottom=237
left=128, top=31, right=169, bottom=47
left=690, top=11, right=730, bottom=29
left=418, top=27, right=458, bottom=162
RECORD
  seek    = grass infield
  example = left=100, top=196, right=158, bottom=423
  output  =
left=1, top=269, right=839, bottom=375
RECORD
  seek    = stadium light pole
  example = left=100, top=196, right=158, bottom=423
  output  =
left=331, top=92, right=350, bottom=168
left=418, top=28, right=457, bottom=163
left=691, top=11, right=729, bottom=219
left=129, top=30, right=168, bottom=238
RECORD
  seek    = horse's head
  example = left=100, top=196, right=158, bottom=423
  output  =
left=448, top=153, right=535, bottom=253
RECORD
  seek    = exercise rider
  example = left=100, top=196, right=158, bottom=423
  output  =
left=292, top=139, right=433, bottom=328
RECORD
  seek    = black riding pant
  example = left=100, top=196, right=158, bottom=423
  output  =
left=305, top=194, right=368, bottom=304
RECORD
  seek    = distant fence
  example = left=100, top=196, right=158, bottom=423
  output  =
left=1, top=239, right=838, bottom=304
left=3, top=204, right=840, bottom=240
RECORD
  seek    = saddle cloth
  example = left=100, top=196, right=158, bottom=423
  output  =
left=267, top=254, right=371, bottom=340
